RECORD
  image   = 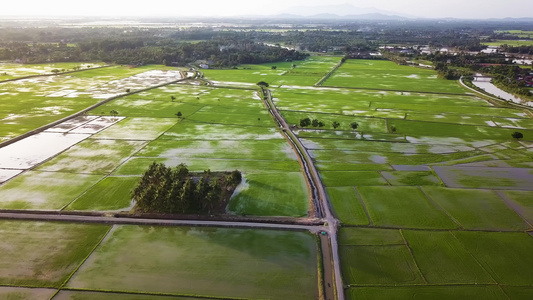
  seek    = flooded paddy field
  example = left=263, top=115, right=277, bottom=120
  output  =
left=203, top=55, right=341, bottom=87
left=66, top=226, right=318, bottom=300
left=0, top=81, right=309, bottom=216
left=324, top=59, right=468, bottom=94
left=0, top=62, right=105, bottom=81
left=272, top=58, right=533, bottom=298
left=0, top=221, right=318, bottom=300
left=0, top=65, right=182, bottom=141
left=94, top=84, right=309, bottom=217
left=1, top=56, right=532, bottom=299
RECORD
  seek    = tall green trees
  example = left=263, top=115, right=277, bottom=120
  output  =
left=132, top=163, right=242, bottom=214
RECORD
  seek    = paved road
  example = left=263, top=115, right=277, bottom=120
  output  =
left=0, top=212, right=326, bottom=232
left=262, top=88, right=344, bottom=300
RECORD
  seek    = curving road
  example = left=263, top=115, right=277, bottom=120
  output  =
left=261, top=88, right=344, bottom=300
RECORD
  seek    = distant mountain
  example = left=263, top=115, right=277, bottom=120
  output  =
left=278, top=3, right=415, bottom=19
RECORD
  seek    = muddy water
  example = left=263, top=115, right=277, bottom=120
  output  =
left=0, top=116, right=125, bottom=171
left=472, top=75, right=532, bottom=107
left=0, top=169, right=23, bottom=183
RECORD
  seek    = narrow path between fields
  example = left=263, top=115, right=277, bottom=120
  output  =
left=0, top=212, right=326, bottom=232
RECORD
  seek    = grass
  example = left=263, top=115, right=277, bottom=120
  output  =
left=482, top=40, right=533, bottom=46
left=0, top=220, right=109, bottom=287
left=422, top=187, right=529, bottom=231
left=340, top=245, right=424, bottom=285
left=357, top=186, right=458, bottom=229
left=54, top=291, right=200, bottom=300
left=320, top=171, right=388, bottom=186
left=203, top=56, right=340, bottom=87
left=347, top=286, right=508, bottom=300
left=227, top=172, right=309, bottom=217
left=282, top=110, right=388, bottom=133
left=36, top=139, right=147, bottom=175
left=502, top=287, right=533, bottom=300
left=113, top=157, right=301, bottom=175
left=0, top=171, right=103, bottom=210
left=327, top=187, right=370, bottom=225
left=324, top=59, right=467, bottom=94
left=0, top=62, right=106, bottom=80
left=452, top=231, right=533, bottom=285
left=499, top=190, right=533, bottom=225
left=388, top=119, right=533, bottom=141
left=380, top=171, right=442, bottom=186
left=0, top=64, right=175, bottom=141
left=0, top=287, right=56, bottom=299
left=402, top=230, right=494, bottom=284
left=66, top=226, right=318, bottom=300
left=433, top=166, right=533, bottom=190
left=93, top=117, right=178, bottom=140
left=310, top=149, right=486, bottom=165
left=66, top=177, right=139, bottom=211
left=136, top=139, right=297, bottom=162
left=161, top=120, right=282, bottom=141
left=338, top=227, right=404, bottom=246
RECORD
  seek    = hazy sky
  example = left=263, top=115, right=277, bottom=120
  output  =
left=1, top=0, right=532, bottom=19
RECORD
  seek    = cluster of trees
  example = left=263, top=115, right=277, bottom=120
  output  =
left=0, top=26, right=309, bottom=66
left=132, top=163, right=242, bottom=214
left=417, top=52, right=531, bottom=98
left=299, top=117, right=325, bottom=128
left=500, top=45, right=533, bottom=55
left=299, top=117, right=359, bottom=131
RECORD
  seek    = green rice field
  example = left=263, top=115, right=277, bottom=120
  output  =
left=1, top=56, right=533, bottom=299
left=483, top=40, right=533, bottom=46
left=0, top=221, right=318, bottom=299
left=0, top=64, right=182, bottom=142
left=323, top=59, right=467, bottom=94
left=66, top=226, right=318, bottom=300
left=270, top=58, right=533, bottom=298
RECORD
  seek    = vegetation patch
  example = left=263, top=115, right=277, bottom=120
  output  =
left=54, top=291, right=200, bottom=300
left=380, top=171, right=442, bottom=186
left=340, top=244, right=424, bottom=285
left=66, top=176, right=140, bottom=211
left=320, top=171, right=388, bottom=187
left=327, top=187, right=370, bottom=225
left=0, top=221, right=109, bottom=287
left=347, top=286, right=508, bottom=300
left=0, top=171, right=103, bottom=210
left=357, top=186, right=458, bottom=229
left=324, top=59, right=466, bottom=94
left=66, top=226, right=318, bottom=300
left=132, top=162, right=241, bottom=214
left=422, top=187, right=529, bottom=230
left=403, top=230, right=494, bottom=284
left=227, top=172, right=309, bottom=217
left=36, top=139, right=147, bottom=174
left=452, top=231, right=533, bottom=285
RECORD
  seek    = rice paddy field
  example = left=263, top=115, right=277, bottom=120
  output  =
left=271, top=58, right=533, bottom=299
left=0, top=221, right=319, bottom=299
left=323, top=59, right=467, bottom=94
left=203, top=55, right=341, bottom=87
left=0, top=64, right=181, bottom=142
left=0, top=62, right=105, bottom=81
left=482, top=40, right=533, bottom=46
left=0, top=79, right=310, bottom=216
left=1, top=55, right=533, bottom=299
